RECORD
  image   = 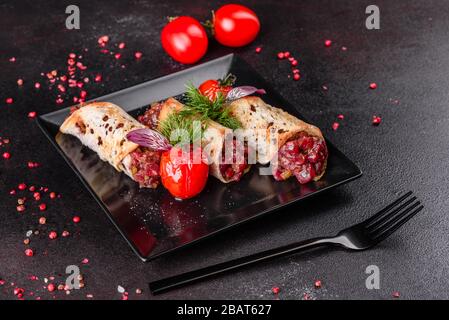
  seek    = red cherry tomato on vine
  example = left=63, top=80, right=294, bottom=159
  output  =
left=160, top=146, right=209, bottom=200
left=213, top=4, right=260, bottom=47
left=199, top=79, right=231, bottom=102
left=161, top=16, right=208, bottom=64
left=198, top=74, right=235, bottom=101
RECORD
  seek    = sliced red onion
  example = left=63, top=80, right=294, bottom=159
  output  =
left=226, top=86, right=266, bottom=101
left=126, top=128, right=172, bottom=151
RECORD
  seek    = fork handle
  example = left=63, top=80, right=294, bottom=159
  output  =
left=149, top=236, right=337, bottom=294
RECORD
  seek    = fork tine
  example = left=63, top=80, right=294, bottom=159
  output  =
left=369, top=199, right=420, bottom=235
left=364, top=191, right=413, bottom=228
left=366, top=196, right=417, bottom=232
left=372, top=204, right=423, bottom=242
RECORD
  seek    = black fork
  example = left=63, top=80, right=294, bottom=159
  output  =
left=149, top=191, right=423, bottom=294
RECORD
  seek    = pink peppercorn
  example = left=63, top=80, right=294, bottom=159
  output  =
left=372, top=116, right=382, bottom=126
left=332, top=122, right=340, bottom=131
left=28, top=111, right=37, bottom=119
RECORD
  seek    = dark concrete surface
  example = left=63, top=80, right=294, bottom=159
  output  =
left=0, top=0, right=448, bottom=299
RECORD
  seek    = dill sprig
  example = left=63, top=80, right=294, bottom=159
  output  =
left=181, top=84, right=241, bottom=130
left=159, top=112, right=203, bottom=146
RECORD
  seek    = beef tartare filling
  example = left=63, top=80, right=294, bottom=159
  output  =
left=138, top=102, right=163, bottom=130
left=219, top=139, right=250, bottom=181
left=273, top=133, right=327, bottom=184
left=130, top=147, right=161, bottom=188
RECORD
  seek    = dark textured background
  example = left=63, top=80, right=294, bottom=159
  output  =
left=1, top=0, right=448, bottom=300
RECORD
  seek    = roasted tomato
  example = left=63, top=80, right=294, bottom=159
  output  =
left=161, top=16, right=208, bottom=64
left=198, top=74, right=235, bottom=102
left=213, top=4, right=260, bottom=47
left=160, top=146, right=209, bottom=200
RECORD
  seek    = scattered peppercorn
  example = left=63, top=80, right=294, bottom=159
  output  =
left=372, top=115, right=382, bottom=126
left=48, top=231, right=58, bottom=240
left=332, top=122, right=340, bottom=131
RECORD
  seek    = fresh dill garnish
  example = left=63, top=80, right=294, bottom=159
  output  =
left=159, top=112, right=203, bottom=146
left=180, top=84, right=241, bottom=130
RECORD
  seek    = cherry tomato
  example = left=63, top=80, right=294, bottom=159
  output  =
left=199, top=80, right=232, bottom=102
left=198, top=74, right=235, bottom=102
left=161, top=16, right=208, bottom=64
left=213, top=4, right=260, bottom=47
left=160, top=146, right=209, bottom=200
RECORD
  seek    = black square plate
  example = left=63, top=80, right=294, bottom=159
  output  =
left=37, top=54, right=362, bottom=262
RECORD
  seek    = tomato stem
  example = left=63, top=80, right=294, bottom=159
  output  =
left=201, top=10, right=215, bottom=36
left=167, top=16, right=179, bottom=22
left=219, top=73, right=237, bottom=86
